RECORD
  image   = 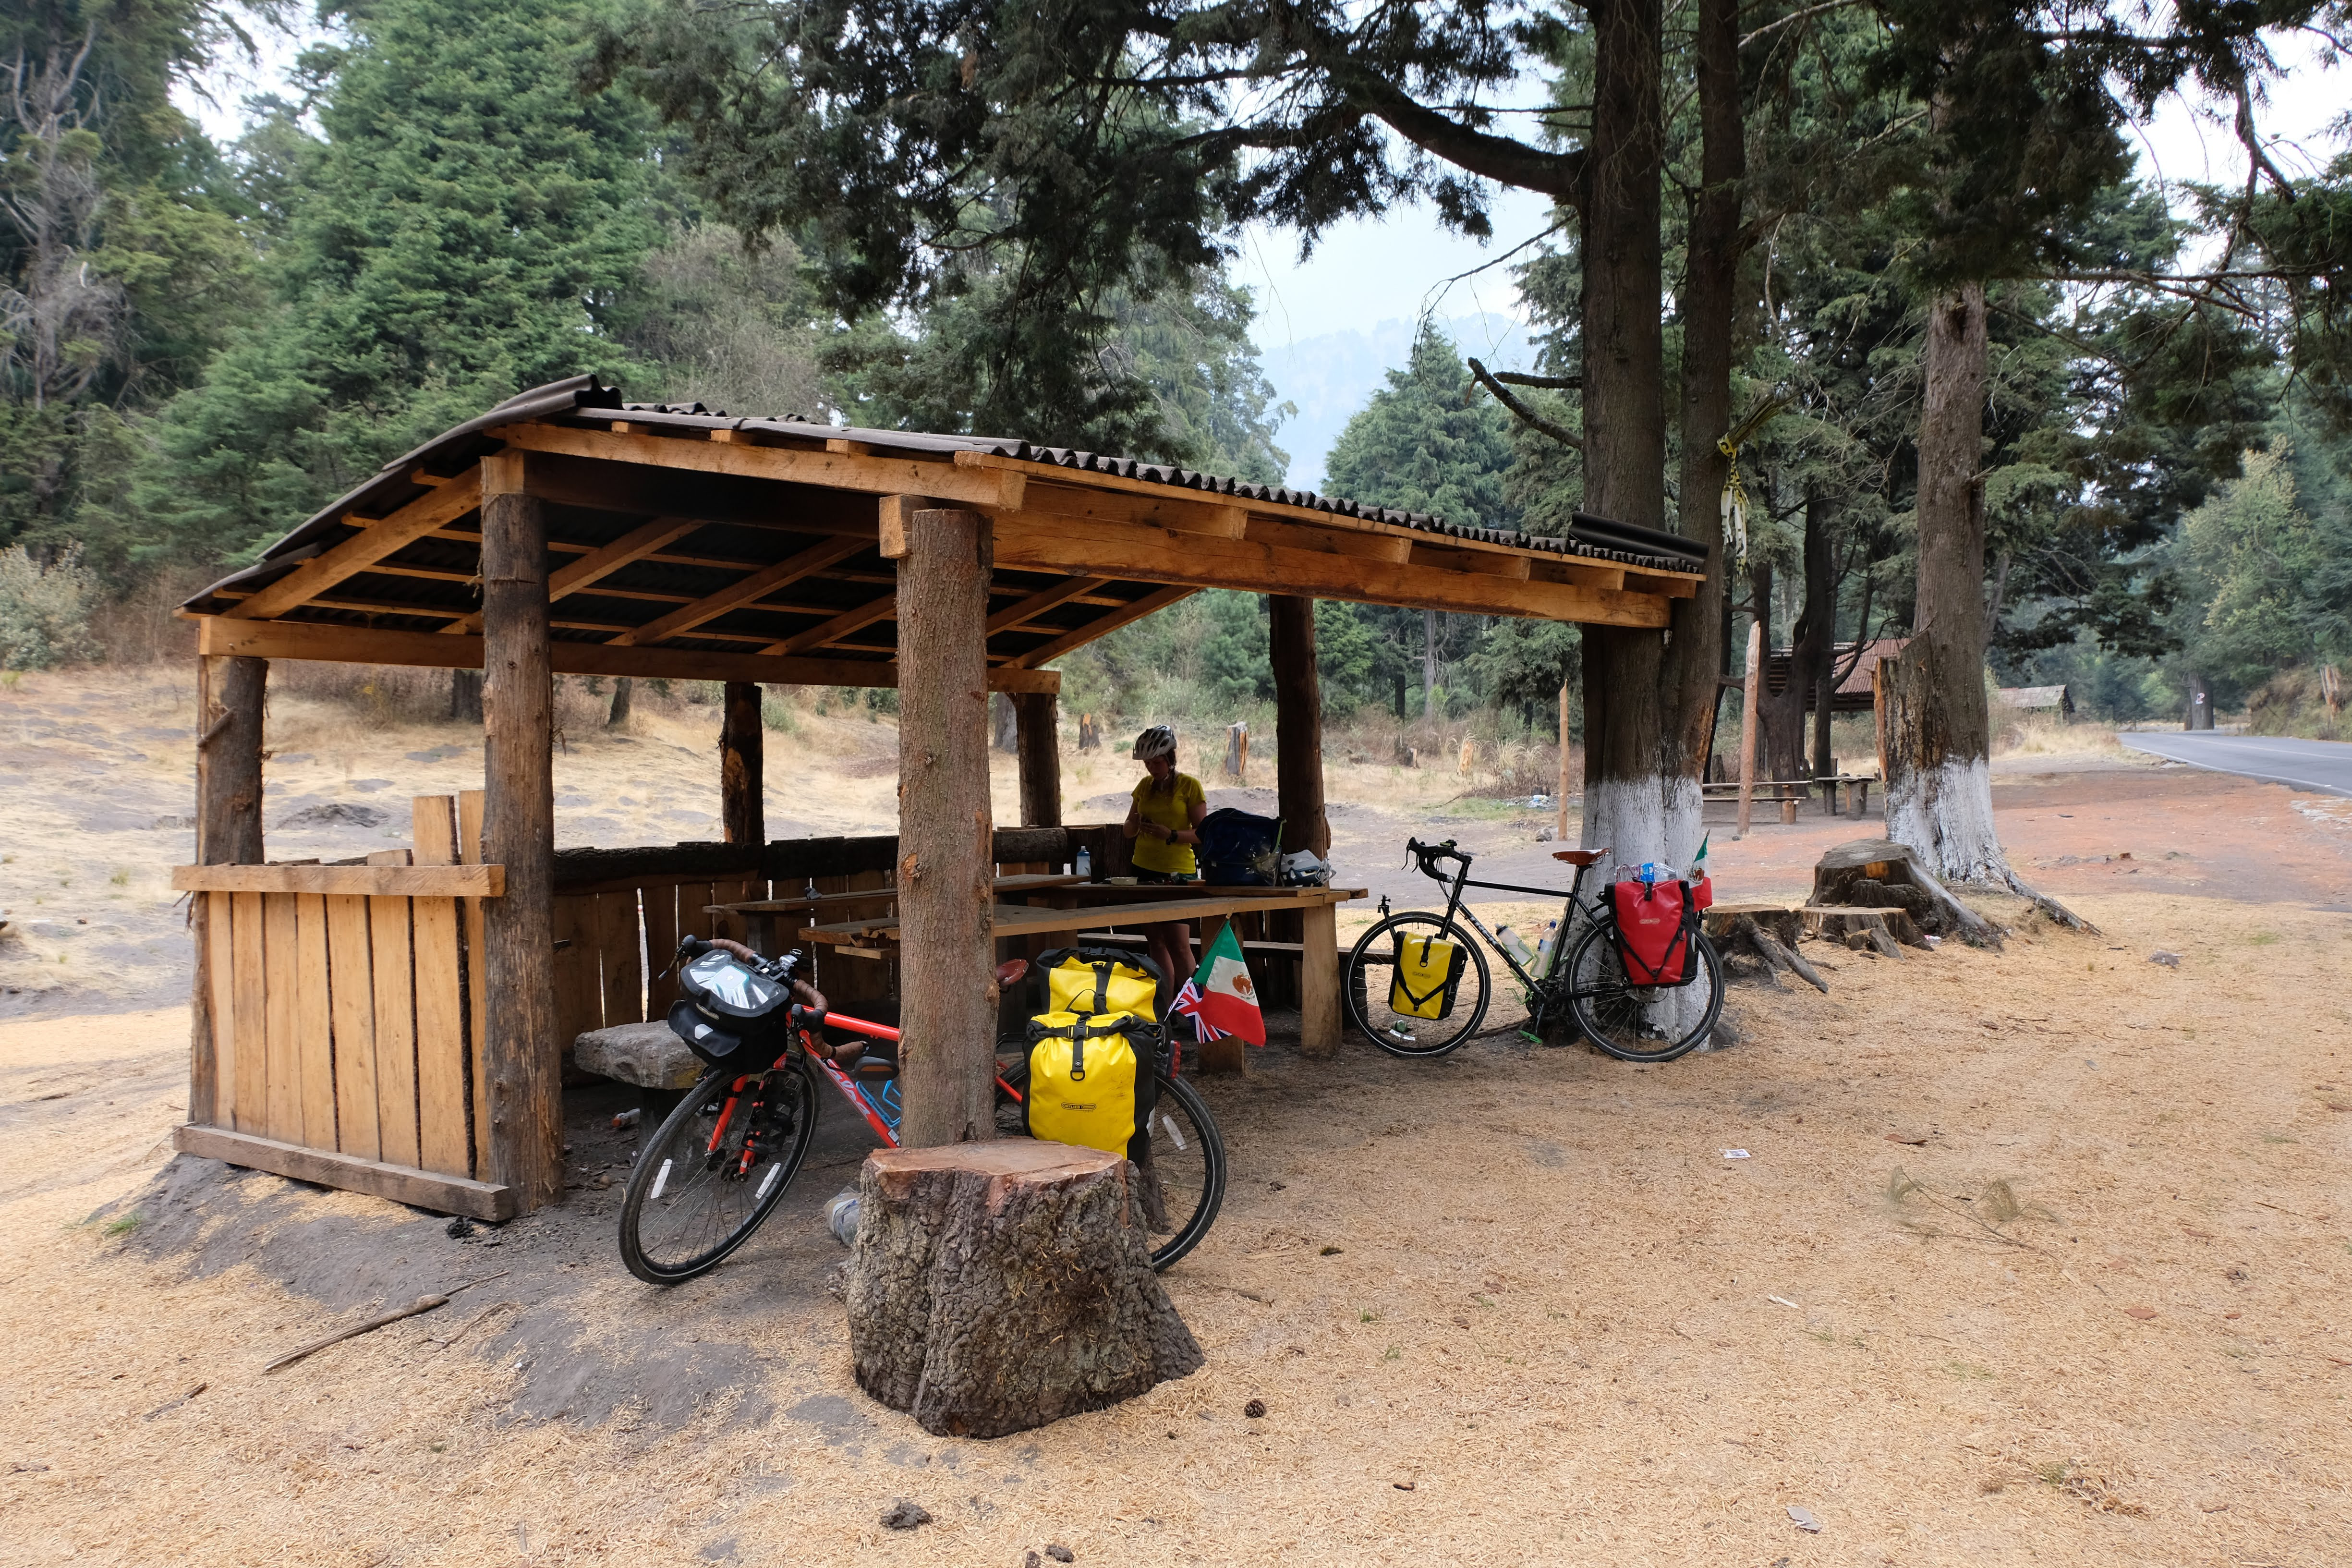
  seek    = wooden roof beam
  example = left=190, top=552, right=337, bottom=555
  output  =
left=496, top=422, right=1024, bottom=511
left=226, top=464, right=484, bottom=620
left=985, top=576, right=1114, bottom=635
left=608, top=535, right=870, bottom=647
left=1011, top=586, right=1199, bottom=669
left=764, top=591, right=899, bottom=656
left=442, top=514, right=704, bottom=634
left=194, top=614, right=1060, bottom=693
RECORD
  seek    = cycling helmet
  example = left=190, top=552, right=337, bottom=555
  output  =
left=1131, top=724, right=1177, bottom=760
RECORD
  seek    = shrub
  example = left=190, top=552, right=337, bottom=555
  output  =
left=0, top=545, right=102, bottom=669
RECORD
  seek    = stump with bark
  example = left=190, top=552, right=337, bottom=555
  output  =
left=1812, top=838, right=2002, bottom=947
left=847, top=1140, right=1203, bottom=1439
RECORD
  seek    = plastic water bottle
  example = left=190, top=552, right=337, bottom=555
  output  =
left=1497, top=925, right=1538, bottom=967
left=1075, top=845, right=1092, bottom=878
left=824, top=1188, right=860, bottom=1246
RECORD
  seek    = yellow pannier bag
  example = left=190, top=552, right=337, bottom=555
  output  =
left=1025, top=1010, right=1155, bottom=1160
left=1035, top=945, right=1163, bottom=1018
left=1389, top=933, right=1467, bottom=1020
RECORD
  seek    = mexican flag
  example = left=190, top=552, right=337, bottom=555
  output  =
left=1178, top=922, right=1265, bottom=1045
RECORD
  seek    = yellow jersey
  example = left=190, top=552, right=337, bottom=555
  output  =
left=1130, top=773, right=1205, bottom=875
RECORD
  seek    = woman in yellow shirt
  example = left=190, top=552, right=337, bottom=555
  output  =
left=1122, top=724, right=1209, bottom=1008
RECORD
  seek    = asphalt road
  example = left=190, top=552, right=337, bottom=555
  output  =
left=2118, top=730, right=2352, bottom=798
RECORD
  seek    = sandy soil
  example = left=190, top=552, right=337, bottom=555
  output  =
left=7, top=671, right=2352, bottom=1566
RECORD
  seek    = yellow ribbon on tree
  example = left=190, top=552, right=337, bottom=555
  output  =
left=1715, top=396, right=1787, bottom=572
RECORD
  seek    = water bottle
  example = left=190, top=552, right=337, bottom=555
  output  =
left=824, top=1188, right=860, bottom=1246
left=1534, top=919, right=1560, bottom=972
left=1497, top=925, right=1537, bottom=967
left=1639, top=861, right=1661, bottom=887
left=1075, top=845, right=1092, bottom=879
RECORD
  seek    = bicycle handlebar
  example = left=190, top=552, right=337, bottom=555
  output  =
left=1404, top=836, right=1471, bottom=877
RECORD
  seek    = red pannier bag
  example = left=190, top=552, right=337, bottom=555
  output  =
left=1610, top=878, right=1699, bottom=986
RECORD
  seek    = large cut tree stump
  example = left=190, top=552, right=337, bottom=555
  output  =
left=1812, top=838, right=2000, bottom=947
left=847, top=1141, right=1203, bottom=1438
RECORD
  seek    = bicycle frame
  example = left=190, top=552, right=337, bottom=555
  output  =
left=707, top=1008, right=1026, bottom=1157
left=1412, top=851, right=1605, bottom=996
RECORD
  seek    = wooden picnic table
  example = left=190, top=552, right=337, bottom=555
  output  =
left=709, top=874, right=1090, bottom=954
left=718, top=880, right=1367, bottom=1059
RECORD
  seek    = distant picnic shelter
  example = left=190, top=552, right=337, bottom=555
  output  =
left=170, top=375, right=1707, bottom=1220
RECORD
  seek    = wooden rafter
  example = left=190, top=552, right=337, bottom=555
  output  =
left=1012, top=586, right=1199, bottom=669
left=985, top=576, right=1112, bottom=635
left=764, top=592, right=898, bottom=656
left=226, top=465, right=483, bottom=620
left=496, top=422, right=1023, bottom=511
left=608, top=535, right=870, bottom=647
left=440, top=515, right=703, bottom=634
left=194, top=614, right=1062, bottom=693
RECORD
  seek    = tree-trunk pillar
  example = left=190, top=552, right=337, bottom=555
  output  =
left=1884, top=283, right=2007, bottom=881
left=1556, top=681, right=1572, bottom=842
left=2186, top=673, right=2214, bottom=730
left=887, top=498, right=997, bottom=1148
left=1736, top=622, right=1761, bottom=839
left=191, top=652, right=266, bottom=1127
left=479, top=451, right=561, bottom=1211
left=1014, top=692, right=1062, bottom=828
left=721, top=681, right=764, bottom=846
left=1268, top=596, right=1329, bottom=857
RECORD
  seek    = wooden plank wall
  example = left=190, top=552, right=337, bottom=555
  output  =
left=192, top=795, right=487, bottom=1183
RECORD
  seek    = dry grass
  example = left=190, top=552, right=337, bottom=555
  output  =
left=6, top=893, right=2351, bottom=1566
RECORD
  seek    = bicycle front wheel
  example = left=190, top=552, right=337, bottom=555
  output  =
left=1564, top=922, right=1723, bottom=1063
left=618, top=1053, right=820, bottom=1285
left=1344, top=912, right=1494, bottom=1057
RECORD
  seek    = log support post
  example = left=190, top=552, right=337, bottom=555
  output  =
left=191, top=652, right=267, bottom=1127
left=1014, top=691, right=1062, bottom=828
left=721, top=681, right=764, bottom=846
left=1269, top=596, right=1329, bottom=858
left=479, top=451, right=561, bottom=1211
left=1736, top=622, right=1762, bottom=839
left=886, top=497, right=998, bottom=1147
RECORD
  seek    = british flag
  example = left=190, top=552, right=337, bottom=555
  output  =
left=1171, top=976, right=1231, bottom=1045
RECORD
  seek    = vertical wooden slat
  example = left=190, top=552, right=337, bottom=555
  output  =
left=325, top=894, right=379, bottom=1159
left=368, top=895, right=422, bottom=1168
left=206, top=893, right=238, bottom=1130
left=551, top=893, right=598, bottom=1044
left=644, top=881, right=685, bottom=1015
left=295, top=894, right=337, bottom=1149
left=411, top=796, right=472, bottom=1177
left=263, top=893, right=303, bottom=1143
left=456, top=789, right=493, bottom=1180
left=231, top=891, right=267, bottom=1134
left=597, top=889, right=644, bottom=1024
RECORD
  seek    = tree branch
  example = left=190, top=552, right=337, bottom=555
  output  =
left=1468, top=357, right=1582, bottom=448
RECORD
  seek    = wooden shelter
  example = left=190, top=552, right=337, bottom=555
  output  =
left=171, top=375, right=1707, bottom=1219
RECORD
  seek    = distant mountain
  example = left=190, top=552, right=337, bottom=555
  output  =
left=1256, top=313, right=1538, bottom=491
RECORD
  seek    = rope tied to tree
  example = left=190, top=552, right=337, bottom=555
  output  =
left=1715, top=396, right=1788, bottom=572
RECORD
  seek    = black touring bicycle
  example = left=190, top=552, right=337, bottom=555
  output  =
left=1343, top=837, right=1724, bottom=1062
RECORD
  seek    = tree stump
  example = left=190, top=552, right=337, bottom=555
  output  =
left=847, top=1141, right=1203, bottom=1438
left=1811, top=838, right=2000, bottom=946
left=1804, top=904, right=1926, bottom=950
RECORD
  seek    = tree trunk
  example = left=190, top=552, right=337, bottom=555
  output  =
left=2186, top=672, right=2214, bottom=730
left=479, top=458, right=561, bottom=1210
left=607, top=676, right=633, bottom=727
left=990, top=692, right=1020, bottom=752
left=1014, top=691, right=1062, bottom=827
left=1421, top=608, right=1439, bottom=717
left=1883, top=284, right=2008, bottom=882
left=847, top=1140, right=1203, bottom=1438
left=1761, top=489, right=1831, bottom=784
left=1579, top=0, right=1694, bottom=883
left=720, top=681, right=763, bottom=846
left=1268, top=596, right=1330, bottom=856
left=892, top=504, right=999, bottom=1148
left=449, top=669, right=483, bottom=723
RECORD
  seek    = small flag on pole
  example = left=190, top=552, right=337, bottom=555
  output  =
left=1176, top=922, right=1265, bottom=1046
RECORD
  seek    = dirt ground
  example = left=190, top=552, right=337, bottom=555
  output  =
left=5, top=671, right=2352, bottom=1566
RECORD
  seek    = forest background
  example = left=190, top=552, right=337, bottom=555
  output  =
left=5, top=0, right=2351, bottom=761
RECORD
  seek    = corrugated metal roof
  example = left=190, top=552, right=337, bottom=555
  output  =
left=221, top=375, right=1706, bottom=582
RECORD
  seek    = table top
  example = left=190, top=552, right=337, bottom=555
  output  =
left=798, top=885, right=1367, bottom=945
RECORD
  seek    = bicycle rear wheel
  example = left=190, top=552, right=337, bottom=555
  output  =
left=1564, top=922, right=1723, bottom=1063
left=993, top=1059, right=1225, bottom=1270
left=1343, top=912, right=1494, bottom=1057
left=618, top=1053, right=820, bottom=1284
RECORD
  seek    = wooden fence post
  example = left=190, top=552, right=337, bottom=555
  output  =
left=191, top=652, right=266, bottom=1128
left=480, top=452, right=561, bottom=1210
left=887, top=498, right=998, bottom=1148
left=1556, top=681, right=1572, bottom=844
left=1014, top=691, right=1062, bottom=828
left=721, top=681, right=764, bottom=845
left=1269, top=595, right=1330, bottom=857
